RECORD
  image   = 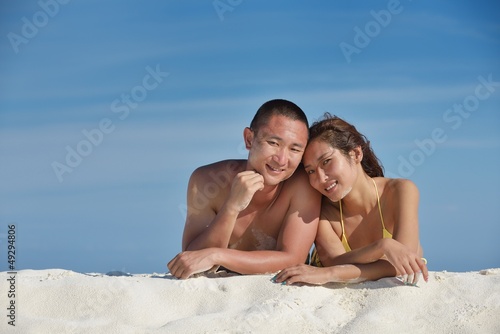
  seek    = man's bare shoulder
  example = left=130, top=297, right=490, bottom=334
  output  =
left=282, top=166, right=320, bottom=200
left=320, top=196, right=340, bottom=222
left=191, top=159, right=246, bottom=183
left=283, top=165, right=312, bottom=188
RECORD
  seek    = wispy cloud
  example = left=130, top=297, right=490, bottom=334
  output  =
left=0, top=119, right=246, bottom=194
left=438, top=138, right=500, bottom=149
left=403, top=11, right=500, bottom=45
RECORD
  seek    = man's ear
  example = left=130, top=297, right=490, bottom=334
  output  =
left=243, top=127, right=254, bottom=149
left=350, top=146, right=363, bottom=163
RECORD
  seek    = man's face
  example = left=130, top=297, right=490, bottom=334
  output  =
left=245, top=115, right=308, bottom=186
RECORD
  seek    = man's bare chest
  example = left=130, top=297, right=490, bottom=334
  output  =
left=229, top=205, right=288, bottom=250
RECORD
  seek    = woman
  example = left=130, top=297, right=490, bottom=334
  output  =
left=275, top=114, right=428, bottom=286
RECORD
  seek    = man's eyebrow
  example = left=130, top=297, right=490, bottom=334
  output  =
left=291, top=142, right=305, bottom=149
left=263, top=133, right=306, bottom=149
left=267, top=135, right=282, bottom=141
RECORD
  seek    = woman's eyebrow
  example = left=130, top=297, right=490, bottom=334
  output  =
left=303, top=151, right=333, bottom=169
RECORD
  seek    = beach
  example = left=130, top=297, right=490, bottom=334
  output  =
left=1, top=268, right=499, bottom=333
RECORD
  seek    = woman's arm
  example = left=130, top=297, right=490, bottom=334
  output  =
left=390, top=179, right=422, bottom=254
left=328, top=238, right=427, bottom=280
left=275, top=260, right=399, bottom=285
left=327, top=180, right=426, bottom=277
left=313, top=216, right=348, bottom=267
left=312, top=179, right=427, bottom=282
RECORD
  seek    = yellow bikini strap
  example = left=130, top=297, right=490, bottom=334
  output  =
left=339, top=199, right=346, bottom=237
left=371, top=178, right=387, bottom=231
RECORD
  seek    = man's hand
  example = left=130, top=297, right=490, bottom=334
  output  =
left=224, top=171, right=264, bottom=213
left=167, top=248, right=218, bottom=279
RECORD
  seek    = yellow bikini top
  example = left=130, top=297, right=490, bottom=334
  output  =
left=310, top=178, right=428, bottom=267
left=339, top=178, right=392, bottom=252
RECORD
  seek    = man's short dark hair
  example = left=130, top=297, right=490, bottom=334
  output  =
left=250, top=99, right=309, bottom=135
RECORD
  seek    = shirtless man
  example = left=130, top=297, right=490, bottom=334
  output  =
left=167, top=99, right=321, bottom=279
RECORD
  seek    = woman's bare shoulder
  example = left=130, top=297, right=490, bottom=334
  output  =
left=382, top=178, right=419, bottom=200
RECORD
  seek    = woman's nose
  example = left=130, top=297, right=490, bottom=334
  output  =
left=317, top=168, right=328, bottom=182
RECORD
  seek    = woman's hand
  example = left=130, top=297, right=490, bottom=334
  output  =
left=380, top=238, right=428, bottom=285
left=273, top=264, right=334, bottom=285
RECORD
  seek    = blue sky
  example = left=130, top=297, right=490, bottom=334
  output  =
left=0, top=0, right=499, bottom=274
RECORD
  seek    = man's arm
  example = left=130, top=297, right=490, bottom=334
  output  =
left=225, top=170, right=320, bottom=273
left=169, top=170, right=321, bottom=277
left=274, top=170, right=321, bottom=265
left=169, top=248, right=303, bottom=278
left=181, top=167, right=232, bottom=251
left=182, top=163, right=264, bottom=251
left=181, top=165, right=235, bottom=251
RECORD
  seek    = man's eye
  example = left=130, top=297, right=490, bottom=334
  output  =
left=268, top=141, right=278, bottom=146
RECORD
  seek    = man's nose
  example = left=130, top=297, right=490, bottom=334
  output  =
left=273, top=147, right=288, bottom=165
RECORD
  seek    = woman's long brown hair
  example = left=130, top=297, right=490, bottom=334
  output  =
left=308, top=113, right=384, bottom=177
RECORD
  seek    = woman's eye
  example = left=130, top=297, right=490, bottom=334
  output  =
left=322, top=159, right=330, bottom=165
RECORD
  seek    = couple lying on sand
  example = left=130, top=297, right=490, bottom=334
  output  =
left=168, top=99, right=428, bottom=286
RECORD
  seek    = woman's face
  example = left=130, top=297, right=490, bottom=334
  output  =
left=302, top=139, right=358, bottom=202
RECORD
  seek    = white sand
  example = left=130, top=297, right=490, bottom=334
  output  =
left=1, top=268, right=499, bottom=334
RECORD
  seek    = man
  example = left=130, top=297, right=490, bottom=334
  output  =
left=168, top=99, right=320, bottom=278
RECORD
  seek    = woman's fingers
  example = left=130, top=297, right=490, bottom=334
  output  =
left=273, top=264, right=331, bottom=286
left=418, top=258, right=429, bottom=282
left=273, top=271, right=288, bottom=285
left=274, top=266, right=296, bottom=284
left=398, top=257, right=428, bottom=285
left=274, top=265, right=308, bottom=285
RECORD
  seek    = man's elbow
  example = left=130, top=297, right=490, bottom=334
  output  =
left=280, top=249, right=310, bottom=267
